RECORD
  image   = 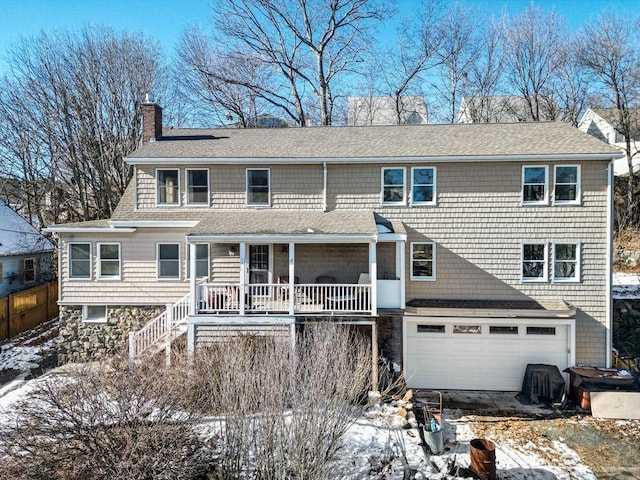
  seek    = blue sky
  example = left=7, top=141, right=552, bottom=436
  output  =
left=0, top=0, right=638, bottom=74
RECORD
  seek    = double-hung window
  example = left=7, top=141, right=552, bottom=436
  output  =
left=157, top=169, right=180, bottom=205
left=69, top=243, right=91, bottom=279
left=553, top=243, right=580, bottom=282
left=381, top=168, right=406, bottom=205
left=522, top=243, right=547, bottom=281
left=554, top=166, right=580, bottom=205
left=411, top=242, right=435, bottom=281
left=522, top=166, right=548, bottom=205
left=158, top=243, right=180, bottom=279
left=187, top=244, right=210, bottom=278
left=186, top=169, right=209, bottom=205
left=247, top=169, right=270, bottom=206
left=411, top=167, right=436, bottom=205
left=98, top=243, right=120, bottom=279
left=23, top=258, right=36, bottom=283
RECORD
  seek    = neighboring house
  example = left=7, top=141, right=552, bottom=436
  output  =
left=457, top=95, right=560, bottom=124
left=0, top=199, right=55, bottom=297
left=47, top=102, right=623, bottom=391
left=347, top=96, right=428, bottom=126
left=578, top=107, right=640, bottom=176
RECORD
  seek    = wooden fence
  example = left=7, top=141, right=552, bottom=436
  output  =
left=0, top=281, right=58, bottom=341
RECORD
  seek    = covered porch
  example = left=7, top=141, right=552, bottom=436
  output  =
left=185, top=210, right=406, bottom=317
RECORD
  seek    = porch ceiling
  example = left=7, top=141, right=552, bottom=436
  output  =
left=188, top=209, right=379, bottom=239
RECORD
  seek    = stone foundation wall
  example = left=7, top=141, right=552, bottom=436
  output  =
left=377, top=315, right=403, bottom=367
left=58, top=305, right=164, bottom=364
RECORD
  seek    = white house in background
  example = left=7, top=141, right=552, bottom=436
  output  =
left=0, top=199, right=55, bottom=297
left=347, top=96, right=428, bottom=126
left=47, top=101, right=624, bottom=392
left=578, top=107, right=640, bottom=176
left=457, top=95, right=560, bottom=124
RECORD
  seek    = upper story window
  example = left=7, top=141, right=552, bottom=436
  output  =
left=522, top=243, right=547, bottom=282
left=381, top=167, right=406, bottom=205
left=411, top=242, right=435, bottom=281
left=411, top=167, right=436, bottom=205
left=158, top=243, right=180, bottom=279
left=553, top=243, right=580, bottom=282
left=23, top=258, right=36, bottom=283
left=69, top=243, right=91, bottom=279
left=157, top=169, right=179, bottom=206
left=186, top=169, right=209, bottom=205
left=247, top=169, right=270, bottom=206
left=554, top=165, right=580, bottom=205
left=522, top=166, right=548, bottom=205
left=98, top=243, right=121, bottom=279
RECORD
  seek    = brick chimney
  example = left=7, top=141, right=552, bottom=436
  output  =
left=141, top=98, right=162, bottom=144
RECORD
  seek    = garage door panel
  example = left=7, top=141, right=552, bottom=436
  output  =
left=405, top=319, right=570, bottom=391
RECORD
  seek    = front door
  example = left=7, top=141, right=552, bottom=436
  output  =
left=249, top=245, right=270, bottom=284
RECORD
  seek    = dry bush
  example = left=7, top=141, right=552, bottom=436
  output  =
left=0, top=356, right=209, bottom=480
left=189, top=323, right=372, bottom=480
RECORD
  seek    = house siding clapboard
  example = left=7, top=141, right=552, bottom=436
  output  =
left=50, top=120, right=620, bottom=370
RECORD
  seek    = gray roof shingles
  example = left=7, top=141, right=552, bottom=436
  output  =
left=190, top=210, right=378, bottom=236
left=128, top=122, right=621, bottom=160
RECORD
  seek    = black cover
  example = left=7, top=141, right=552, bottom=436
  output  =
left=519, top=363, right=566, bottom=404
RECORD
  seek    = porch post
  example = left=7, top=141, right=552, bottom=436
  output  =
left=239, top=242, right=247, bottom=315
left=397, top=241, right=406, bottom=309
left=288, top=242, right=295, bottom=315
left=369, top=240, right=377, bottom=315
left=189, top=242, right=197, bottom=315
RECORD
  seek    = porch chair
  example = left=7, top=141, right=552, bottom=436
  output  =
left=324, top=273, right=370, bottom=311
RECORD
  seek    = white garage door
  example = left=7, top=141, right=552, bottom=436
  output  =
left=404, top=318, right=573, bottom=391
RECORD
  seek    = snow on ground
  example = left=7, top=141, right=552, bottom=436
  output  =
left=0, top=318, right=58, bottom=399
left=613, top=272, right=640, bottom=299
left=0, top=374, right=600, bottom=480
left=330, top=404, right=598, bottom=480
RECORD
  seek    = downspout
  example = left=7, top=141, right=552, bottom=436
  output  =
left=605, top=160, right=614, bottom=368
left=323, top=161, right=328, bottom=212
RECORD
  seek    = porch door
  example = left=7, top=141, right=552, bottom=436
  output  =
left=249, top=245, right=270, bottom=284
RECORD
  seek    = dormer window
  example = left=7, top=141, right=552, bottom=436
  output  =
left=157, top=169, right=179, bottom=205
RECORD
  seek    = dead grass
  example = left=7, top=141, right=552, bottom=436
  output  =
left=614, top=228, right=640, bottom=273
left=470, top=414, right=640, bottom=477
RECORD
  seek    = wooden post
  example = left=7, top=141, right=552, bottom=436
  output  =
left=371, top=321, right=379, bottom=392
left=128, top=332, right=136, bottom=361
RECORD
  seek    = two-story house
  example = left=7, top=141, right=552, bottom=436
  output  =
left=47, top=102, right=622, bottom=391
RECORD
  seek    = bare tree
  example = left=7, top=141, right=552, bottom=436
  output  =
left=457, top=21, right=505, bottom=123
left=500, top=5, right=566, bottom=121
left=207, top=0, right=389, bottom=126
left=551, top=37, right=594, bottom=126
left=430, top=3, right=484, bottom=123
left=577, top=13, right=640, bottom=220
left=0, top=26, right=162, bottom=225
left=177, top=27, right=287, bottom=127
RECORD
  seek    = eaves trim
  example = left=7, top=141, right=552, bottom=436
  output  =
left=125, top=153, right=623, bottom=165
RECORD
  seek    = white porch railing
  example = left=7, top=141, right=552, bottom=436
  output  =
left=198, top=282, right=372, bottom=315
left=129, top=292, right=191, bottom=360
